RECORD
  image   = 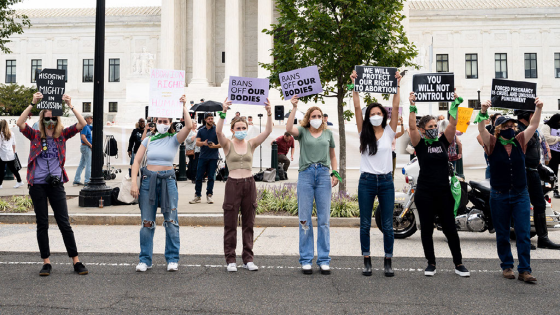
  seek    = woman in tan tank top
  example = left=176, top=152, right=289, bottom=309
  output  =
left=216, top=97, right=273, bottom=272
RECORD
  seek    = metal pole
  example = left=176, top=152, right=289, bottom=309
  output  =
left=79, top=0, right=112, bottom=207
left=177, top=142, right=187, bottom=181
left=258, top=114, right=263, bottom=171
left=271, top=141, right=279, bottom=181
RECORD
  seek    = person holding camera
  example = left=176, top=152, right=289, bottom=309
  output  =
left=16, top=92, right=89, bottom=276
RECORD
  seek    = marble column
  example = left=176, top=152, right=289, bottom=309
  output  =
left=191, top=0, right=215, bottom=87
left=160, top=0, right=177, bottom=70
left=221, top=0, right=244, bottom=86
left=257, top=0, right=273, bottom=79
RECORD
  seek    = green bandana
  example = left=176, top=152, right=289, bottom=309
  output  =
left=424, top=137, right=439, bottom=145
left=331, top=170, right=342, bottom=183
left=449, top=96, right=463, bottom=119
left=409, top=105, right=418, bottom=114
left=150, top=132, right=174, bottom=142
left=347, top=83, right=355, bottom=91
left=498, top=136, right=517, bottom=147
left=474, top=111, right=489, bottom=124
left=218, top=111, right=227, bottom=119
left=450, top=174, right=462, bottom=216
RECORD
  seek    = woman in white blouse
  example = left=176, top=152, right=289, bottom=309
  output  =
left=0, top=120, right=23, bottom=188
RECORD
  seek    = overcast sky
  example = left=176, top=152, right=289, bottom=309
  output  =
left=12, top=0, right=161, bottom=9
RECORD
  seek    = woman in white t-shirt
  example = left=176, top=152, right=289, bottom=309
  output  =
left=0, top=119, right=23, bottom=188
left=351, top=70, right=401, bottom=277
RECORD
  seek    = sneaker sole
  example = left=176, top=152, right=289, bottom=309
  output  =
left=455, top=270, right=470, bottom=277
left=385, top=272, right=395, bottom=277
left=302, top=269, right=313, bottom=275
left=362, top=271, right=372, bottom=276
left=227, top=269, right=238, bottom=272
left=189, top=201, right=201, bottom=204
left=320, top=269, right=331, bottom=275
left=167, top=269, right=178, bottom=272
left=424, top=271, right=436, bottom=276
left=243, top=266, right=258, bottom=271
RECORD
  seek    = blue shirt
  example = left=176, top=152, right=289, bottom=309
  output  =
left=81, top=125, right=92, bottom=145
left=197, top=125, right=219, bottom=159
left=141, top=134, right=180, bottom=166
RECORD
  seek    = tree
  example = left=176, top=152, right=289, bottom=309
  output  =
left=262, top=0, right=418, bottom=192
left=1, top=0, right=31, bottom=54
left=0, top=83, right=39, bottom=116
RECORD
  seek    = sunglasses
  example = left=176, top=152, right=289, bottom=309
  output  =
left=43, top=117, right=58, bottom=122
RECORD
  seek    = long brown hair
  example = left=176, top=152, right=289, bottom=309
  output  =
left=39, top=110, right=63, bottom=139
left=0, top=120, right=11, bottom=141
left=300, top=106, right=326, bottom=131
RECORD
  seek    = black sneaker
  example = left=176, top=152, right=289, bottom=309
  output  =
left=424, top=264, right=436, bottom=276
left=455, top=264, right=470, bottom=277
left=39, top=263, right=52, bottom=276
left=73, top=262, right=88, bottom=275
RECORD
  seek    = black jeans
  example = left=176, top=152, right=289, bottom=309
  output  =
left=549, top=150, right=560, bottom=178
left=0, top=159, right=22, bottom=185
left=415, top=185, right=463, bottom=266
left=527, top=169, right=545, bottom=216
left=187, top=152, right=199, bottom=180
left=29, top=184, right=78, bottom=259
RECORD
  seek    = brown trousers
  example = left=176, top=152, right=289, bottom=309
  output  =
left=223, top=177, right=257, bottom=264
left=278, top=154, right=290, bottom=172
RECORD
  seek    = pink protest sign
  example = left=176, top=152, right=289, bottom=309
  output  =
left=149, top=69, right=185, bottom=118
left=279, top=65, right=323, bottom=100
left=384, top=106, right=402, bottom=120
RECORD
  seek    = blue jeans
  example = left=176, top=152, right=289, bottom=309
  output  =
left=297, top=164, right=331, bottom=266
left=74, top=145, right=91, bottom=184
left=358, top=172, right=394, bottom=257
left=489, top=188, right=531, bottom=273
left=195, top=158, right=218, bottom=197
left=484, top=152, right=490, bottom=179
left=129, top=152, right=135, bottom=177
left=138, top=169, right=180, bottom=265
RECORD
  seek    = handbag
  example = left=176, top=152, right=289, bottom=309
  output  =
left=117, top=138, right=151, bottom=204
left=405, top=144, right=415, bottom=155
left=14, top=153, right=22, bottom=171
left=263, top=168, right=276, bottom=183
left=186, top=149, right=195, bottom=156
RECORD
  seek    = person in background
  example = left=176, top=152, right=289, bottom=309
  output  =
left=392, top=116, right=406, bottom=179
left=477, top=113, right=502, bottom=179
left=438, top=119, right=462, bottom=172
left=323, top=113, right=334, bottom=126
left=185, top=121, right=200, bottom=183
left=72, top=114, right=93, bottom=186
left=273, top=132, right=295, bottom=179
left=248, top=116, right=254, bottom=126
left=17, top=92, right=89, bottom=276
left=235, top=112, right=241, bottom=118
left=190, top=112, right=221, bottom=204
left=127, top=118, right=146, bottom=176
left=0, top=119, right=24, bottom=188
left=29, top=113, right=40, bottom=130
left=437, top=115, right=445, bottom=122
left=542, top=113, right=560, bottom=198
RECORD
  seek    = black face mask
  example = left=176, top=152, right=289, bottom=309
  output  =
left=425, top=128, right=439, bottom=139
left=500, top=128, right=515, bottom=139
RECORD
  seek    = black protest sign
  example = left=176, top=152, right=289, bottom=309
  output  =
left=491, top=79, right=537, bottom=111
left=354, top=66, right=398, bottom=94
left=36, top=69, right=66, bottom=116
left=412, top=73, right=454, bottom=102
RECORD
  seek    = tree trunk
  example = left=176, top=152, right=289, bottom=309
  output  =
left=336, top=89, right=346, bottom=193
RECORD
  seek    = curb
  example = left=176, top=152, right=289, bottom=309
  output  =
left=0, top=213, right=365, bottom=228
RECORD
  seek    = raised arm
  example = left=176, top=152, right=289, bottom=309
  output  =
left=17, top=92, right=42, bottom=130
left=478, top=100, right=492, bottom=147
left=250, top=99, right=273, bottom=148
left=351, top=71, right=363, bottom=133
left=215, top=97, right=231, bottom=154
left=63, top=95, right=86, bottom=131
left=522, top=97, right=543, bottom=145
left=395, top=117, right=405, bottom=139
left=176, top=95, right=192, bottom=143
left=408, top=92, right=421, bottom=147
left=286, top=95, right=300, bottom=137
left=389, top=71, right=403, bottom=132
left=443, top=90, right=460, bottom=143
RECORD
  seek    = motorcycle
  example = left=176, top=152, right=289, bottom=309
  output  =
left=375, top=158, right=560, bottom=238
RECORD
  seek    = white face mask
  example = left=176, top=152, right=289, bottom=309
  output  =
left=369, top=115, right=383, bottom=127
left=310, top=119, right=323, bottom=129
left=156, top=124, right=170, bottom=134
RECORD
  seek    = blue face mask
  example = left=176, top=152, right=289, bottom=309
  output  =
left=234, top=131, right=247, bottom=140
left=500, top=128, right=515, bottom=139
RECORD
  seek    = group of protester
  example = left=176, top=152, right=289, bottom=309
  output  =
left=14, top=69, right=560, bottom=283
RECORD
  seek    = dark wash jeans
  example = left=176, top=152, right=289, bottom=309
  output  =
left=490, top=188, right=532, bottom=273
left=195, top=158, right=218, bottom=197
left=526, top=169, right=545, bottom=216
left=358, top=172, right=394, bottom=257
left=29, top=183, right=78, bottom=259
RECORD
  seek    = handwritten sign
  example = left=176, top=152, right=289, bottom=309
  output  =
left=412, top=73, right=454, bottom=102
left=36, top=69, right=66, bottom=116
left=227, top=76, right=269, bottom=105
left=149, top=69, right=185, bottom=118
left=354, top=66, right=398, bottom=94
left=491, top=79, right=537, bottom=110
left=279, top=65, right=323, bottom=100
left=456, top=107, right=474, bottom=133
left=384, top=107, right=402, bottom=121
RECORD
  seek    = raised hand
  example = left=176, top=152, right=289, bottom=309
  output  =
left=264, top=98, right=272, bottom=115
left=409, top=92, right=416, bottom=105
left=32, top=92, right=43, bottom=104
left=222, top=97, right=232, bottom=113
left=350, top=70, right=358, bottom=84
left=481, top=100, right=491, bottom=113
left=180, top=94, right=187, bottom=104
left=535, top=97, right=543, bottom=109
left=291, top=95, right=299, bottom=108
left=395, top=71, right=402, bottom=84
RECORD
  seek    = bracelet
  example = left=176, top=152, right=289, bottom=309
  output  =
left=30, top=103, right=35, bottom=107
left=347, top=83, right=355, bottom=90
left=267, top=113, right=272, bottom=116
left=217, top=111, right=227, bottom=119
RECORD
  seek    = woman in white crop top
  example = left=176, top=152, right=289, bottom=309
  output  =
left=351, top=69, right=401, bottom=277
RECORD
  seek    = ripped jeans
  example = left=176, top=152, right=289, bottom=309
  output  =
left=297, top=164, right=332, bottom=266
left=138, top=170, right=180, bottom=265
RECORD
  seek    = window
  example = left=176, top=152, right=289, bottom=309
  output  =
left=5, top=60, right=16, bottom=83
left=82, top=102, right=92, bottom=112
left=31, top=59, right=42, bottom=83
left=525, top=53, right=537, bottom=78
left=57, top=59, right=68, bottom=82
left=468, top=99, right=480, bottom=110
left=438, top=102, right=448, bottom=111
left=555, top=53, right=560, bottom=78
left=495, top=53, right=508, bottom=79
left=109, top=102, right=118, bottom=112
left=436, top=54, right=449, bottom=72
left=108, top=58, right=120, bottom=82
left=83, top=59, right=94, bottom=82
left=465, top=54, right=478, bottom=79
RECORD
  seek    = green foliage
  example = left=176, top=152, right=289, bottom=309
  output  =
left=1, top=0, right=31, bottom=54
left=12, top=195, right=33, bottom=209
left=0, top=199, right=9, bottom=211
left=0, top=83, right=40, bottom=116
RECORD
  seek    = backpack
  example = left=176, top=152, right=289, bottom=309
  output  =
left=105, top=137, right=118, bottom=157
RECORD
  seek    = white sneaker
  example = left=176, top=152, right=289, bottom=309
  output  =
left=227, top=263, right=237, bottom=272
left=207, top=194, right=214, bottom=204
left=302, top=264, right=312, bottom=275
left=189, top=196, right=201, bottom=204
left=135, top=262, right=152, bottom=272
left=13, top=182, right=24, bottom=188
left=320, top=264, right=331, bottom=275
left=167, top=262, right=178, bottom=272
left=242, top=262, right=259, bottom=271
left=0, top=185, right=3, bottom=189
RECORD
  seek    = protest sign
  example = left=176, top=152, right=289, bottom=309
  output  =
left=384, top=106, right=402, bottom=120
left=36, top=69, right=66, bottom=116
left=227, top=76, right=269, bottom=105
left=412, top=73, right=454, bottom=102
left=491, top=79, right=537, bottom=110
left=279, top=65, right=323, bottom=100
left=354, top=66, right=398, bottom=94
left=456, top=107, right=474, bottom=133
left=148, top=69, right=185, bottom=118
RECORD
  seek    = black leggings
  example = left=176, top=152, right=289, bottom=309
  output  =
left=0, top=159, right=22, bottom=185
left=549, top=150, right=560, bottom=178
left=415, top=185, right=463, bottom=266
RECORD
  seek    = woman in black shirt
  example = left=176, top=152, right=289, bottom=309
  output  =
left=408, top=92, right=469, bottom=278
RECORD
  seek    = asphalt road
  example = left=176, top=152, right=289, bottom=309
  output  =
left=1, top=252, right=559, bottom=314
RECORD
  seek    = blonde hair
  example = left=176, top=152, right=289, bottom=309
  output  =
left=230, top=116, right=248, bottom=130
left=300, top=106, right=326, bottom=131
left=494, top=122, right=518, bottom=138
left=0, top=120, right=11, bottom=141
left=39, top=110, right=63, bottom=139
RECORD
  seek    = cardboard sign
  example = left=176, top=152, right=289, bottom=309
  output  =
left=227, top=76, right=269, bottom=105
left=149, top=69, right=185, bottom=118
left=36, top=69, right=66, bottom=116
left=384, top=107, right=402, bottom=120
left=279, top=65, right=323, bottom=100
left=354, top=66, right=398, bottom=94
left=456, top=107, right=474, bottom=133
left=491, top=79, right=537, bottom=110
left=412, top=73, right=454, bottom=102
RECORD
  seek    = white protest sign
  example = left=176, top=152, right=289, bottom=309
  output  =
left=228, top=76, right=270, bottom=105
left=279, top=65, right=323, bottom=100
left=148, top=69, right=185, bottom=118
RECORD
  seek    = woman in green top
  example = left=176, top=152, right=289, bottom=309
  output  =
left=286, top=95, right=339, bottom=275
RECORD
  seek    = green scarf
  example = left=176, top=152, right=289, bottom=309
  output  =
left=150, top=132, right=175, bottom=142
left=448, top=97, right=463, bottom=119
left=409, top=105, right=418, bottom=114
left=424, top=137, right=439, bottom=145
left=498, top=136, right=517, bottom=147
left=450, top=174, right=462, bottom=216
left=331, top=170, right=343, bottom=183
left=474, top=111, right=489, bottom=124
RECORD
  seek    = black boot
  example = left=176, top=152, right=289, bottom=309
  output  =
left=362, top=257, right=372, bottom=276
left=535, top=213, right=560, bottom=249
left=384, top=258, right=394, bottom=277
